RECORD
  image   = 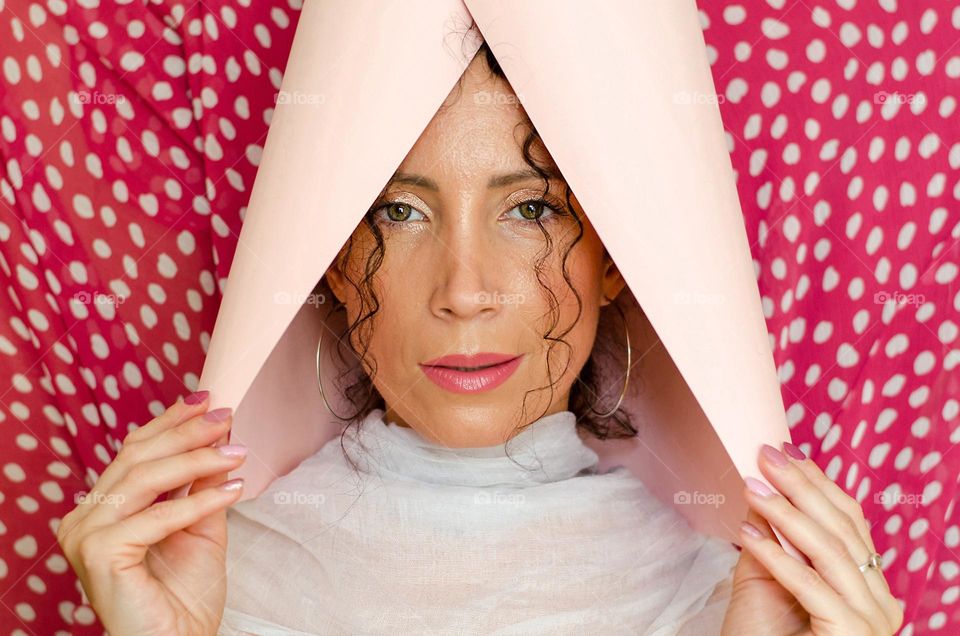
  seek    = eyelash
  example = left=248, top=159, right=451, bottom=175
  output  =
left=367, top=196, right=570, bottom=228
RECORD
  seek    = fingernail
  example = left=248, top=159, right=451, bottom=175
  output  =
left=744, top=476, right=775, bottom=498
left=217, top=444, right=248, bottom=458
left=761, top=443, right=789, bottom=467
left=218, top=478, right=244, bottom=492
left=203, top=407, right=233, bottom=422
left=783, top=441, right=806, bottom=461
left=740, top=521, right=764, bottom=539
left=184, top=390, right=210, bottom=405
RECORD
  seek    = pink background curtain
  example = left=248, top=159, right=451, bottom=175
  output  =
left=0, top=1, right=956, bottom=633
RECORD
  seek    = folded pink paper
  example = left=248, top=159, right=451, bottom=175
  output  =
left=176, top=0, right=800, bottom=560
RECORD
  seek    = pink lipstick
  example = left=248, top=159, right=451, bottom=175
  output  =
left=419, top=353, right=524, bottom=394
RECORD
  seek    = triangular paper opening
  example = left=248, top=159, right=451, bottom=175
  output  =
left=181, top=0, right=794, bottom=553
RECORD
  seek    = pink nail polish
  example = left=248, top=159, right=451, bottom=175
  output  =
left=783, top=441, right=806, bottom=460
left=218, top=478, right=244, bottom=492
left=203, top=407, right=233, bottom=422
left=184, top=390, right=209, bottom=405
left=740, top=521, right=764, bottom=539
left=217, top=444, right=248, bottom=458
left=761, top=443, right=789, bottom=467
left=744, top=476, right=774, bottom=498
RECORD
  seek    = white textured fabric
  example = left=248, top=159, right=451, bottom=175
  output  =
left=218, top=408, right=740, bottom=635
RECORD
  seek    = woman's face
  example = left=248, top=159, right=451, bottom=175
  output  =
left=326, top=51, right=625, bottom=447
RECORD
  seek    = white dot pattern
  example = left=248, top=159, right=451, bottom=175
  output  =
left=0, top=0, right=295, bottom=631
left=0, top=0, right=956, bottom=633
left=703, top=1, right=960, bottom=632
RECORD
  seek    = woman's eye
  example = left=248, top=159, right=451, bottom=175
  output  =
left=375, top=202, right=426, bottom=224
left=506, top=200, right=557, bottom=223
left=371, top=199, right=562, bottom=226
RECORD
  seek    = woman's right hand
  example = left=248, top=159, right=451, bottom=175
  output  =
left=56, top=392, right=247, bottom=636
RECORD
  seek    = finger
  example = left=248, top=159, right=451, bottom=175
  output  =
left=757, top=445, right=889, bottom=604
left=781, top=441, right=878, bottom=554
left=743, top=477, right=888, bottom=632
left=745, top=506, right=775, bottom=539
left=66, top=405, right=230, bottom=532
left=93, top=408, right=234, bottom=497
left=731, top=508, right=777, bottom=586
left=122, top=391, right=212, bottom=445
left=747, top=474, right=899, bottom=619
left=768, top=442, right=890, bottom=605
left=80, top=444, right=249, bottom=529
left=62, top=394, right=211, bottom=535
left=738, top=519, right=865, bottom=626
left=78, top=391, right=212, bottom=507
left=180, top=425, right=236, bottom=541
left=85, top=479, right=244, bottom=573
left=781, top=442, right=898, bottom=621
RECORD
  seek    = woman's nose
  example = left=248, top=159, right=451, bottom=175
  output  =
left=428, top=229, right=503, bottom=321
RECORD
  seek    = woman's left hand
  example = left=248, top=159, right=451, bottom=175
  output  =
left=720, top=442, right=904, bottom=635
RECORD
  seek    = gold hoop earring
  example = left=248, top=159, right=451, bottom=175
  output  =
left=316, top=306, right=354, bottom=422
left=588, top=299, right=631, bottom=418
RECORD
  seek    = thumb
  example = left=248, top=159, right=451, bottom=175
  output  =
left=732, top=506, right=778, bottom=585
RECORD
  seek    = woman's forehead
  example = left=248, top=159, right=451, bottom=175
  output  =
left=394, top=60, right=538, bottom=180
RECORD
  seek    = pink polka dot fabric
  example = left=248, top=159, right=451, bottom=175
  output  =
left=0, top=1, right=955, bottom=633
left=703, top=1, right=959, bottom=633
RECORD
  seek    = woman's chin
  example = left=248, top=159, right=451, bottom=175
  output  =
left=402, top=403, right=525, bottom=448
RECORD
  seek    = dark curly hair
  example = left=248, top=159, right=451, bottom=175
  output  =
left=320, top=37, right=639, bottom=455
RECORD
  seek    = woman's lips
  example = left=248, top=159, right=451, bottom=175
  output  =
left=419, top=354, right=524, bottom=394
left=422, top=352, right=519, bottom=368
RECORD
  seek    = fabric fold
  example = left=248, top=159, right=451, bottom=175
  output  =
left=219, top=409, right=740, bottom=634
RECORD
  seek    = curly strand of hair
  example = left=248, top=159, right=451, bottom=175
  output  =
left=330, top=218, right=388, bottom=474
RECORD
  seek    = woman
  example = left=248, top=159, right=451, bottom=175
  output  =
left=56, top=41, right=903, bottom=635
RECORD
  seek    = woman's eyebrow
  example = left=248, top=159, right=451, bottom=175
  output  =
left=389, top=172, right=440, bottom=191
left=486, top=168, right=563, bottom=188
left=388, top=168, right=563, bottom=192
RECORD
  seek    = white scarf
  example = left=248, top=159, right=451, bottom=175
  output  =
left=218, top=408, right=739, bottom=635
